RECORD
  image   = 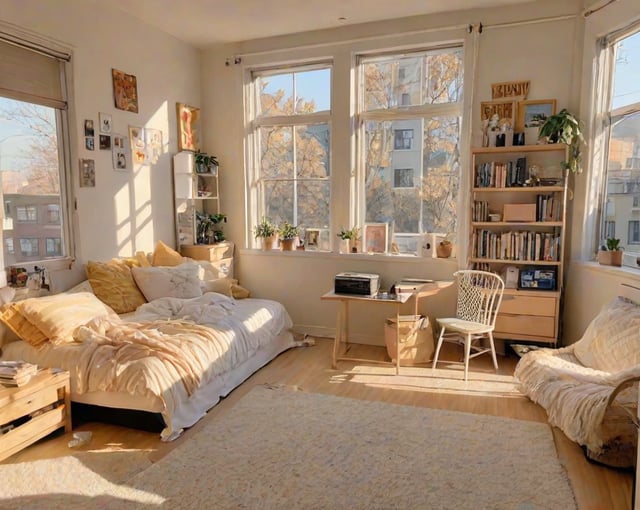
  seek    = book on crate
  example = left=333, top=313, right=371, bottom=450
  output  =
left=0, top=360, right=38, bottom=387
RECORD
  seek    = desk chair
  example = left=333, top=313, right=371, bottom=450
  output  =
left=432, top=270, right=505, bottom=381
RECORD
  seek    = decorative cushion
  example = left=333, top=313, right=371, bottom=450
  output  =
left=194, top=258, right=234, bottom=280
left=573, top=296, right=640, bottom=372
left=131, top=263, right=203, bottom=302
left=201, top=277, right=234, bottom=297
left=86, top=259, right=147, bottom=314
left=152, top=241, right=184, bottom=267
left=0, top=292, right=120, bottom=346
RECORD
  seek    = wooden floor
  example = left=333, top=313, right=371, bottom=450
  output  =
left=2, top=338, right=634, bottom=509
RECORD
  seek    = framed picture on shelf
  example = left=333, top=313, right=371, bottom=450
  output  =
left=304, top=228, right=320, bottom=250
left=176, top=102, right=201, bottom=152
left=480, top=99, right=516, bottom=128
left=516, top=99, right=556, bottom=131
left=364, top=223, right=388, bottom=254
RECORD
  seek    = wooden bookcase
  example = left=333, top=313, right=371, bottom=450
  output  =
left=469, top=144, right=568, bottom=345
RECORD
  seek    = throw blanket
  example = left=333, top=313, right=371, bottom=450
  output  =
left=515, top=347, right=639, bottom=451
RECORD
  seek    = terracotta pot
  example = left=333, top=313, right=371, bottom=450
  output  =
left=436, top=242, right=452, bottom=258
left=280, top=238, right=295, bottom=251
left=597, top=250, right=623, bottom=267
left=261, top=236, right=276, bottom=251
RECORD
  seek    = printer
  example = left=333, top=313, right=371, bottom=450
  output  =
left=334, top=272, right=380, bottom=297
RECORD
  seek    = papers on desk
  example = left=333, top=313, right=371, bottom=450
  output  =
left=394, top=278, right=435, bottom=294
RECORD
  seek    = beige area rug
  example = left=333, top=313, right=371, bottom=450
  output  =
left=1, top=386, right=576, bottom=509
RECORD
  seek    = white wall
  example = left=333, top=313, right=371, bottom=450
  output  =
left=202, top=0, right=582, bottom=344
left=1, top=0, right=201, bottom=289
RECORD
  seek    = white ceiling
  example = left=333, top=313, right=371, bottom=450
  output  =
left=108, top=0, right=533, bottom=48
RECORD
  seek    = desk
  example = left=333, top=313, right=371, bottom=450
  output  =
left=321, top=281, right=452, bottom=374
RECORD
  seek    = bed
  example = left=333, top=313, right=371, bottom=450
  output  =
left=0, top=246, right=297, bottom=441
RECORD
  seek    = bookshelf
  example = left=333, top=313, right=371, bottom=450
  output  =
left=470, top=144, right=568, bottom=345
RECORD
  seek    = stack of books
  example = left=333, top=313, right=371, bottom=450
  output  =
left=0, top=361, right=38, bottom=387
left=394, top=278, right=434, bottom=294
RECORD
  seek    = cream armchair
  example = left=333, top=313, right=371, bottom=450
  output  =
left=515, top=286, right=640, bottom=468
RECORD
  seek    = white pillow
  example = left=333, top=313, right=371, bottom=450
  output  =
left=131, top=263, right=203, bottom=302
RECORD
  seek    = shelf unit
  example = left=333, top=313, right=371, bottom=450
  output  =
left=173, top=151, right=220, bottom=246
left=470, top=144, right=568, bottom=345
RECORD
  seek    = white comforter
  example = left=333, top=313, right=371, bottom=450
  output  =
left=2, top=293, right=293, bottom=440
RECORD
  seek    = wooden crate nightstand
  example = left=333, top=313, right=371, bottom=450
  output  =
left=0, top=369, right=71, bottom=461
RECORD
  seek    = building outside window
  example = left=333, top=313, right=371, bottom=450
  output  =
left=394, top=168, right=415, bottom=188
left=19, top=238, right=38, bottom=257
left=598, top=26, right=640, bottom=265
left=45, top=237, right=62, bottom=256
left=15, top=205, right=37, bottom=223
left=249, top=64, right=331, bottom=247
left=358, top=47, right=463, bottom=251
left=0, top=35, right=73, bottom=267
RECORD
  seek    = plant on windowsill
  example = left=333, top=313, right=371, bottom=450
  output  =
left=277, top=221, right=299, bottom=251
left=337, top=226, right=361, bottom=253
left=538, top=109, right=585, bottom=174
left=194, top=151, right=219, bottom=174
left=253, top=217, right=277, bottom=251
left=597, top=237, right=623, bottom=267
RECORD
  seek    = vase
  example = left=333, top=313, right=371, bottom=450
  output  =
left=280, top=238, right=295, bottom=251
left=436, top=242, right=453, bottom=258
left=339, top=239, right=350, bottom=254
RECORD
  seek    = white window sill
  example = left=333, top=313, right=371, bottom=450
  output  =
left=572, top=259, right=640, bottom=283
left=239, top=248, right=459, bottom=265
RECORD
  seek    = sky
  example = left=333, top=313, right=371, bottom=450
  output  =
left=0, top=97, right=36, bottom=172
left=613, top=30, right=640, bottom=109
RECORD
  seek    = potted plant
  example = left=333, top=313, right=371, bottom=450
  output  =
left=538, top=109, right=585, bottom=174
left=194, top=151, right=219, bottom=174
left=436, top=239, right=453, bottom=258
left=597, top=237, right=623, bottom=267
left=196, top=211, right=226, bottom=244
left=253, top=217, right=277, bottom=250
left=337, top=226, right=361, bottom=254
left=277, top=221, right=299, bottom=251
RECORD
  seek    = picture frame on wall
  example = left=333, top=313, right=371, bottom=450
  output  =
left=480, top=99, right=516, bottom=129
left=112, top=68, right=139, bottom=113
left=176, top=102, right=201, bottom=152
left=364, top=223, right=388, bottom=254
left=516, top=99, right=557, bottom=131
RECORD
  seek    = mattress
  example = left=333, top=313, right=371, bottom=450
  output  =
left=1, top=294, right=295, bottom=440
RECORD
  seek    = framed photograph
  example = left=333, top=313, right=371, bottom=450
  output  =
left=516, top=99, right=557, bottom=131
left=85, top=137, right=94, bottom=151
left=364, top=223, right=388, bottom=254
left=129, top=125, right=146, bottom=163
left=112, top=68, right=139, bottom=113
left=99, top=134, right=111, bottom=150
left=177, top=102, right=201, bottom=152
left=480, top=99, right=516, bottom=129
left=99, top=112, right=112, bottom=134
left=84, top=119, right=94, bottom=137
left=491, top=80, right=530, bottom=100
left=318, top=229, right=331, bottom=251
left=304, top=229, right=320, bottom=250
left=79, top=159, right=95, bottom=188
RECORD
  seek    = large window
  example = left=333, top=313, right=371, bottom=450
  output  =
left=598, top=26, right=640, bottom=266
left=250, top=64, right=331, bottom=246
left=358, top=47, right=463, bottom=254
left=0, top=35, right=72, bottom=267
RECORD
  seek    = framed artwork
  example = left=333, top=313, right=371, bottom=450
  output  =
left=491, top=80, right=530, bottom=100
left=99, top=112, right=112, bottom=133
left=112, top=134, right=130, bottom=171
left=516, top=99, right=557, bottom=131
left=177, top=102, right=201, bottom=152
left=99, top=135, right=111, bottom=150
left=112, top=69, right=139, bottom=113
left=129, top=126, right=146, bottom=164
left=364, top=223, right=388, bottom=254
left=304, top=229, right=320, bottom=250
left=85, top=137, right=94, bottom=151
left=84, top=119, right=94, bottom=137
left=480, top=99, right=516, bottom=129
left=79, top=159, right=95, bottom=188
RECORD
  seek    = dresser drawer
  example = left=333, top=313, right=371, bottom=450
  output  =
left=499, top=294, right=556, bottom=316
left=495, top=314, right=556, bottom=338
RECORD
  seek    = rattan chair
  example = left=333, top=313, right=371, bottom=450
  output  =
left=432, top=270, right=505, bottom=381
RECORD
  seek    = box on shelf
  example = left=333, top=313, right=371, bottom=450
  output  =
left=503, top=203, right=536, bottom=222
left=384, top=315, right=434, bottom=365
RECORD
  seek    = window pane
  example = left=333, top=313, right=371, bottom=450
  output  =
left=362, top=49, right=463, bottom=111
left=297, top=181, right=330, bottom=229
left=264, top=180, right=294, bottom=225
left=296, top=124, right=330, bottom=177
left=612, top=30, right=640, bottom=110
left=258, top=73, right=293, bottom=116
left=0, top=97, right=65, bottom=264
left=295, top=69, right=331, bottom=113
left=46, top=237, right=62, bottom=255
left=260, top=126, right=293, bottom=178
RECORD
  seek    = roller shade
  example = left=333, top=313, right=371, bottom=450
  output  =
left=0, top=38, right=67, bottom=109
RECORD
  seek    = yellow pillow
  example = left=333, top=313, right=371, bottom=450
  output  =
left=1, top=292, right=119, bottom=346
left=231, top=283, right=251, bottom=299
left=152, top=241, right=184, bottom=267
left=201, top=278, right=251, bottom=299
left=86, top=259, right=147, bottom=314
left=0, top=304, right=48, bottom=347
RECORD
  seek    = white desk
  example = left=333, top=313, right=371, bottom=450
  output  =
left=321, top=281, right=453, bottom=374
